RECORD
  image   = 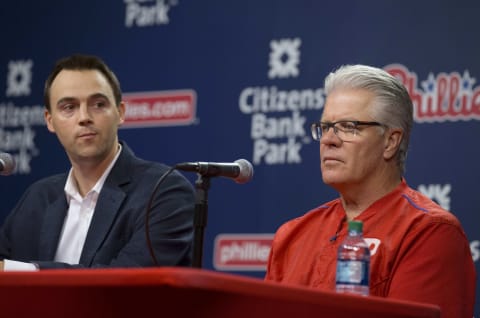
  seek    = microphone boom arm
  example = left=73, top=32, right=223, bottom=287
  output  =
left=192, top=174, right=210, bottom=268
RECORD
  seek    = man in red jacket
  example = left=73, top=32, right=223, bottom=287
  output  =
left=265, top=64, right=476, bottom=318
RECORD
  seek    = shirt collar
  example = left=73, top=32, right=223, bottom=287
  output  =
left=64, top=143, right=123, bottom=202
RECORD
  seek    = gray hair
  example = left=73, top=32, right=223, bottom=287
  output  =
left=324, top=64, right=413, bottom=175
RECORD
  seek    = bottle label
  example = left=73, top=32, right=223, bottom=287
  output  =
left=336, top=260, right=369, bottom=285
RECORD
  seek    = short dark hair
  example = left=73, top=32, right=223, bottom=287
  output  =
left=44, top=54, right=122, bottom=111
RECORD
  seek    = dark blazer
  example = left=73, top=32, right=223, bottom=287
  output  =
left=0, top=142, right=195, bottom=269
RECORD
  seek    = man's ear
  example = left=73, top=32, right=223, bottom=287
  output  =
left=384, top=128, right=403, bottom=160
left=44, top=109, right=55, bottom=133
left=117, top=101, right=126, bottom=125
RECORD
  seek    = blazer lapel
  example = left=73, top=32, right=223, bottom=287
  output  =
left=79, top=185, right=126, bottom=265
left=78, top=142, right=134, bottom=266
left=39, top=196, right=68, bottom=260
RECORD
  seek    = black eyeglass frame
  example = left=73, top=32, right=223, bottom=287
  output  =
left=311, top=120, right=384, bottom=141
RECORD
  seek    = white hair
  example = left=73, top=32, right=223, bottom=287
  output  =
left=324, top=64, right=413, bottom=175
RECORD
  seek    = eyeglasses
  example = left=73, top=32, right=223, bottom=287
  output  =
left=311, top=120, right=384, bottom=142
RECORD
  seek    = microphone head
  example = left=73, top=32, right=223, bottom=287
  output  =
left=0, top=152, right=15, bottom=176
left=234, top=159, right=254, bottom=184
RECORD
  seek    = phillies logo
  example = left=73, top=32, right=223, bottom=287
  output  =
left=213, top=234, right=273, bottom=271
left=385, top=64, right=480, bottom=122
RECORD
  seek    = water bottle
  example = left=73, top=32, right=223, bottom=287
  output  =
left=335, top=220, right=370, bottom=296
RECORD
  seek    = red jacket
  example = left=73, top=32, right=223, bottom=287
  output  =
left=265, top=180, right=476, bottom=318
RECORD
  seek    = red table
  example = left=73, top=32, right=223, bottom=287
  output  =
left=0, top=267, right=441, bottom=317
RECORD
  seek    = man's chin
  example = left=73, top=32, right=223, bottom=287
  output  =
left=69, top=147, right=102, bottom=161
left=322, top=176, right=347, bottom=189
left=322, top=173, right=344, bottom=185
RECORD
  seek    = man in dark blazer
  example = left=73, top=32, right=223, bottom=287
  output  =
left=0, top=54, right=195, bottom=269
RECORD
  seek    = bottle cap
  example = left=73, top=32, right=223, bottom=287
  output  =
left=348, top=220, right=363, bottom=232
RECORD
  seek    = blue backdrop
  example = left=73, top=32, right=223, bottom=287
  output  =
left=0, top=0, right=478, bottom=314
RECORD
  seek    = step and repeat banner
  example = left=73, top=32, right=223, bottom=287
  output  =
left=0, top=0, right=478, bottom=314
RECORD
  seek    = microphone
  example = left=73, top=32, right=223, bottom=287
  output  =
left=0, top=152, right=15, bottom=176
left=175, top=159, right=254, bottom=184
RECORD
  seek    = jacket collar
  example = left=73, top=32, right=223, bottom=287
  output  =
left=39, top=141, right=136, bottom=265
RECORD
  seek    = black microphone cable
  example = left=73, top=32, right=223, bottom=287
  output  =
left=145, top=166, right=176, bottom=266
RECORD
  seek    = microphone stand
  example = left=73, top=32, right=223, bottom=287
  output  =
left=192, top=174, right=210, bottom=268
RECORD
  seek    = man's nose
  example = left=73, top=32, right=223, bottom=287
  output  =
left=320, top=126, right=341, bottom=144
left=78, top=104, right=93, bottom=123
